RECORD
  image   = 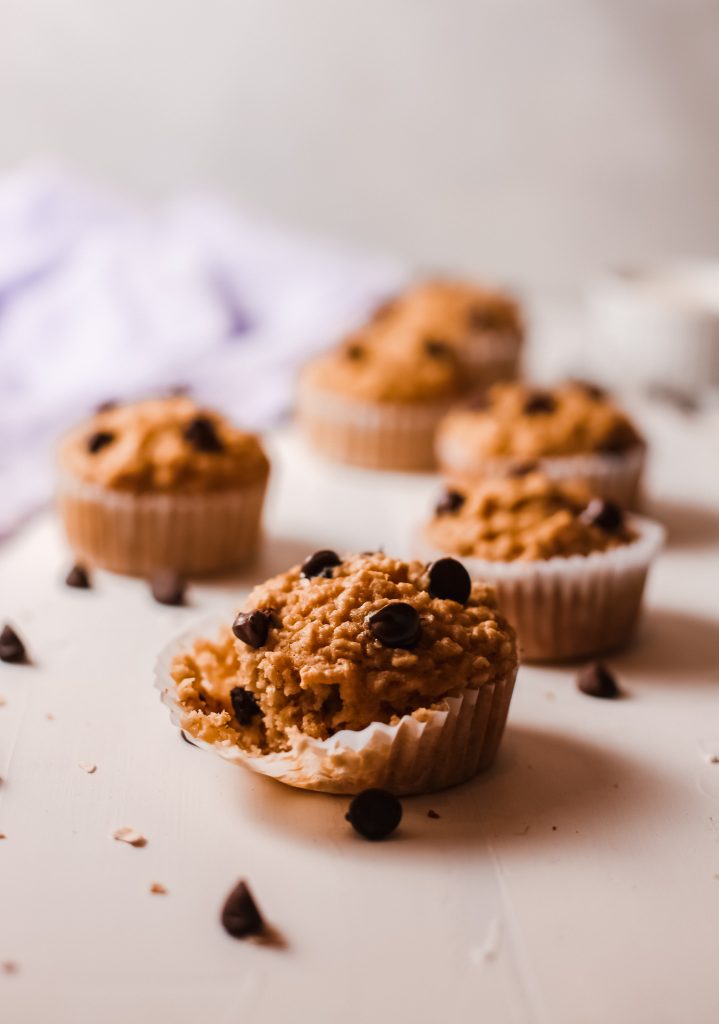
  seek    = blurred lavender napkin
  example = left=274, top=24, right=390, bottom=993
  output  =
left=0, top=166, right=404, bottom=535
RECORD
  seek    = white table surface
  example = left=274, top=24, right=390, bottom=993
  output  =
left=1, top=413, right=718, bottom=1024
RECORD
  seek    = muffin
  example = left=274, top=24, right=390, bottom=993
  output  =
left=436, top=380, right=646, bottom=506
left=157, top=551, right=518, bottom=794
left=373, top=278, right=524, bottom=388
left=298, top=321, right=469, bottom=470
left=57, top=396, right=270, bottom=575
left=420, top=473, right=664, bottom=661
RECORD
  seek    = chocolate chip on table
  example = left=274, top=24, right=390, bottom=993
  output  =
left=424, top=337, right=451, bottom=358
left=427, top=557, right=472, bottom=605
left=300, top=550, right=341, bottom=579
left=87, top=430, right=115, bottom=454
left=221, top=880, right=265, bottom=939
left=523, top=391, right=556, bottom=415
left=0, top=625, right=27, bottom=664
left=232, top=610, right=270, bottom=648
left=346, top=789, right=403, bottom=840
left=435, top=489, right=465, bottom=516
left=580, top=498, right=624, bottom=533
left=65, top=564, right=91, bottom=589
left=230, top=686, right=260, bottom=725
left=184, top=415, right=223, bottom=453
left=150, top=570, right=186, bottom=606
left=577, top=662, right=622, bottom=699
left=367, top=602, right=421, bottom=649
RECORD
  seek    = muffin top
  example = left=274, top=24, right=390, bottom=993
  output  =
left=437, top=380, right=644, bottom=459
left=376, top=278, right=523, bottom=340
left=302, top=319, right=468, bottom=403
left=171, top=552, right=517, bottom=753
left=426, top=472, right=636, bottom=561
left=59, top=396, right=270, bottom=493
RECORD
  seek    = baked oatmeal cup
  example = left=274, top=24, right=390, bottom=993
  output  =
left=157, top=552, right=518, bottom=794
left=436, top=380, right=646, bottom=507
left=419, top=473, right=664, bottom=661
left=57, top=396, right=269, bottom=575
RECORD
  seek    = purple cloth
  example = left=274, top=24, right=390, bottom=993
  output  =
left=0, top=165, right=405, bottom=535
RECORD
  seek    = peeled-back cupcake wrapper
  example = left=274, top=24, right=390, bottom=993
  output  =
left=155, top=616, right=518, bottom=796
left=57, top=473, right=267, bottom=576
left=416, top=515, right=665, bottom=662
left=297, top=379, right=453, bottom=471
left=435, top=441, right=646, bottom=508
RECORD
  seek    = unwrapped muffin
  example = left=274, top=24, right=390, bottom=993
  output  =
left=158, top=551, right=518, bottom=794
left=436, top=380, right=646, bottom=506
left=420, top=473, right=664, bottom=661
left=57, top=396, right=269, bottom=575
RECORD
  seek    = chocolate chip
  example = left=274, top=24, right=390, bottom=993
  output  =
left=65, top=564, right=91, bottom=589
left=435, top=489, right=465, bottom=516
left=523, top=391, right=556, bottom=415
left=184, top=415, right=223, bottom=453
left=345, top=343, right=365, bottom=360
left=0, top=625, right=27, bottom=664
left=367, top=602, right=421, bottom=649
left=301, top=550, right=341, bottom=579
left=230, top=686, right=260, bottom=725
left=346, top=789, right=402, bottom=840
left=427, top=557, right=472, bottom=605
left=424, top=337, right=451, bottom=358
left=580, top=498, right=624, bottom=533
left=506, top=460, right=539, bottom=478
left=597, top=432, right=631, bottom=455
left=150, top=570, right=186, bottom=606
left=427, top=809, right=441, bottom=820
left=232, top=610, right=270, bottom=648
left=221, top=880, right=265, bottom=939
left=577, top=662, right=622, bottom=699
left=87, top=430, right=115, bottom=454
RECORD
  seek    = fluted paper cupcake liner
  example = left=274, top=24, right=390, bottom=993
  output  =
left=416, top=515, right=664, bottom=662
left=155, top=616, right=518, bottom=795
left=297, top=379, right=453, bottom=471
left=435, top=440, right=646, bottom=508
left=57, top=473, right=267, bottom=576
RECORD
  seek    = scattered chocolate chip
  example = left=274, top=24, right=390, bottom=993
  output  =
left=427, top=809, right=441, bottom=820
left=95, top=399, right=118, bottom=413
left=580, top=498, right=624, bottom=533
left=523, top=391, right=556, bottom=415
left=367, top=602, right=421, bottom=649
left=230, top=686, right=260, bottom=725
left=65, top=564, right=91, bottom=589
left=435, top=489, right=465, bottom=516
left=427, top=557, right=472, bottom=605
left=184, top=415, right=223, bottom=453
left=506, top=461, right=539, bottom=478
left=345, top=343, right=365, bottom=360
left=180, top=730, right=198, bottom=747
left=424, top=337, right=451, bottom=358
left=577, top=662, right=622, bottom=699
left=346, top=789, right=403, bottom=840
left=301, top=550, right=341, bottom=579
left=232, top=610, right=270, bottom=648
left=0, top=625, right=26, bottom=664
left=150, top=570, right=186, bottom=606
left=87, top=430, right=115, bottom=454
left=221, top=880, right=265, bottom=939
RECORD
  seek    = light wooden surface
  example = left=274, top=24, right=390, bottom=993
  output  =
left=1, top=413, right=718, bottom=1024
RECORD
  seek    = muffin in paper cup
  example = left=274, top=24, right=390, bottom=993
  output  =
left=419, top=473, right=664, bottom=661
left=57, top=396, right=270, bottom=576
left=435, top=380, right=647, bottom=508
left=156, top=552, right=519, bottom=795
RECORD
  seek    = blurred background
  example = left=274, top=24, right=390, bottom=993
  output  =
left=3, top=0, right=719, bottom=289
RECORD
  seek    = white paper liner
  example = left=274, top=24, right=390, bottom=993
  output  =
left=297, top=378, right=454, bottom=470
left=435, top=439, right=646, bottom=508
left=57, top=472, right=267, bottom=576
left=155, top=614, right=518, bottom=795
left=415, top=515, right=665, bottom=662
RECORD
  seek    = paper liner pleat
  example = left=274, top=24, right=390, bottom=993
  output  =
left=155, top=618, right=518, bottom=796
left=416, top=516, right=664, bottom=662
left=58, top=474, right=267, bottom=576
